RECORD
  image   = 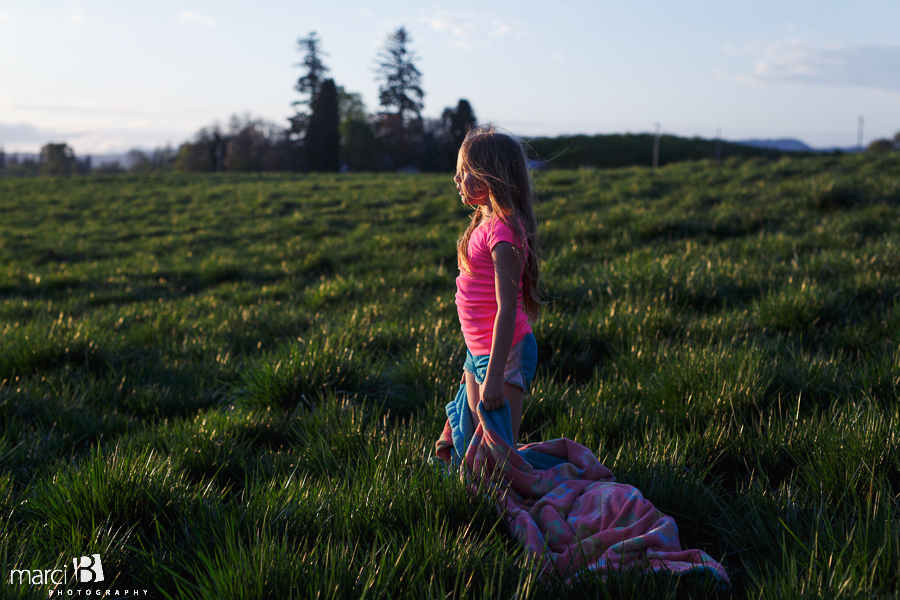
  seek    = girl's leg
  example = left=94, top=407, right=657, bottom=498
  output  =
left=464, top=370, right=481, bottom=427
left=465, top=372, right=525, bottom=444
left=498, top=382, right=524, bottom=443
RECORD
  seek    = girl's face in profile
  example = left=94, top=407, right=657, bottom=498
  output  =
left=454, top=152, right=489, bottom=206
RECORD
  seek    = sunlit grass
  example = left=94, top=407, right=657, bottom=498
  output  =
left=1, top=154, right=899, bottom=598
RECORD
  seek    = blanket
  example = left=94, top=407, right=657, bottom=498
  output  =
left=434, top=384, right=730, bottom=587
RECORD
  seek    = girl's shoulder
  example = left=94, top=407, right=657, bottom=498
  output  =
left=487, top=217, right=525, bottom=249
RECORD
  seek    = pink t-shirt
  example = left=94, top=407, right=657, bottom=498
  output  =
left=455, top=218, right=532, bottom=354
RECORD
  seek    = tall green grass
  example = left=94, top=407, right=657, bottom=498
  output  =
left=1, top=154, right=899, bottom=598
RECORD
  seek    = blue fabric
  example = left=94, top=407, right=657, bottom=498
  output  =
left=464, top=332, right=538, bottom=390
left=446, top=383, right=473, bottom=466
left=446, top=333, right=566, bottom=469
left=445, top=385, right=567, bottom=470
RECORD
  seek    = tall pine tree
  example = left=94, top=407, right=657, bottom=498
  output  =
left=375, top=27, right=424, bottom=168
left=290, top=31, right=329, bottom=139
left=304, top=79, right=340, bottom=172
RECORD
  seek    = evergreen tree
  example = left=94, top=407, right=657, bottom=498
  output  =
left=337, top=86, right=380, bottom=171
left=304, top=79, right=340, bottom=172
left=337, top=87, right=368, bottom=124
left=290, top=31, right=329, bottom=138
left=375, top=27, right=424, bottom=123
left=341, top=119, right=379, bottom=171
left=39, top=143, right=76, bottom=176
left=442, top=99, right=477, bottom=167
left=417, top=119, right=447, bottom=172
left=375, top=27, right=424, bottom=168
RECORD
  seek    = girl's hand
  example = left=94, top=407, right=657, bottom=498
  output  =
left=480, top=376, right=506, bottom=411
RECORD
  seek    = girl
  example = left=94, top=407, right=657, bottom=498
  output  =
left=453, top=125, right=540, bottom=445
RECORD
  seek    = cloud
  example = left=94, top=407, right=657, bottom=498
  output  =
left=491, top=23, right=511, bottom=36
left=178, top=11, right=215, bottom=28
left=424, top=15, right=469, bottom=38
left=489, top=20, right=527, bottom=37
left=0, top=12, right=9, bottom=24
left=0, top=122, right=65, bottom=145
left=70, top=7, right=83, bottom=23
left=0, top=120, right=196, bottom=154
left=11, top=101, right=168, bottom=115
left=739, top=39, right=900, bottom=93
left=420, top=11, right=478, bottom=50
left=421, top=10, right=474, bottom=48
left=420, top=8, right=526, bottom=49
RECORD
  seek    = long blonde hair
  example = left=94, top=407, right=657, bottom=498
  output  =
left=456, top=125, right=542, bottom=319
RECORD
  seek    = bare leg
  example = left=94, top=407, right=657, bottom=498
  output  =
left=497, top=382, right=524, bottom=443
left=464, top=371, right=481, bottom=428
left=465, top=372, right=525, bottom=444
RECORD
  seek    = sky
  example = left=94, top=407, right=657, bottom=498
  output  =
left=1, top=0, right=899, bottom=154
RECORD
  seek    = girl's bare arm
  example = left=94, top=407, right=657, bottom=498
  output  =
left=481, top=241, right=522, bottom=410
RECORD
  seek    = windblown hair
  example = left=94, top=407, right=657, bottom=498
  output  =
left=456, top=124, right=542, bottom=319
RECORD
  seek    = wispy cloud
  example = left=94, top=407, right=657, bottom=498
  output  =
left=0, top=12, right=10, bottom=24
left=0, top=122, right=64, bottom=144
left=70, top=7, right=83, bottom=23
left=0, top=118, right=199, bottom=154
left=489, top=20, right=526, bottom=37
left=178, top=10, right=215, bottom=28
left=425, top=15, right=471, bottom=38
left=420, top=9, right=527, bottom=49
left=421, top=10, right=475, bottom=49
left=738, top=39, right=900, bottom=93
left=11, top=101, right=178, bottom=117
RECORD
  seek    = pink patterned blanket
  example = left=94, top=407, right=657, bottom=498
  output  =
left=434, top=401, right=730, bottom=587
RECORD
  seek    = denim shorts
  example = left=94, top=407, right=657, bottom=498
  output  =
left=463, top=332, right=537, bottom=391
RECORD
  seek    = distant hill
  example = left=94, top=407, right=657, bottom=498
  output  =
left=525, top=133, right=794, bottom=170
left=737, top=138, right=812, bottom=152
left=737, top=138, right=864, bottom=154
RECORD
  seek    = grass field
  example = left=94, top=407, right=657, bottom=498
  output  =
left=1, top=153, right=899, bottom=599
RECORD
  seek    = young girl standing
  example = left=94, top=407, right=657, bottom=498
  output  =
left=453, top=125, right=540, bottom=446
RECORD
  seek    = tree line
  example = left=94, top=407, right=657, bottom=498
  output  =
left=5, top=23, right=900, bottom=177
left=0, top=27, right=477, bottom=176
left=174, top=28, right=476, bottom=173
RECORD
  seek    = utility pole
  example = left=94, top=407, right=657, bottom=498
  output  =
left=652, top=123, right=661, bottom=168
left=857, top=116, right=864, bottom=152
left=715, top=127, right=722, bottom=162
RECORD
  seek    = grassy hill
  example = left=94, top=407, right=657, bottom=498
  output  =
left=1, top=153, right=899, bottom=598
